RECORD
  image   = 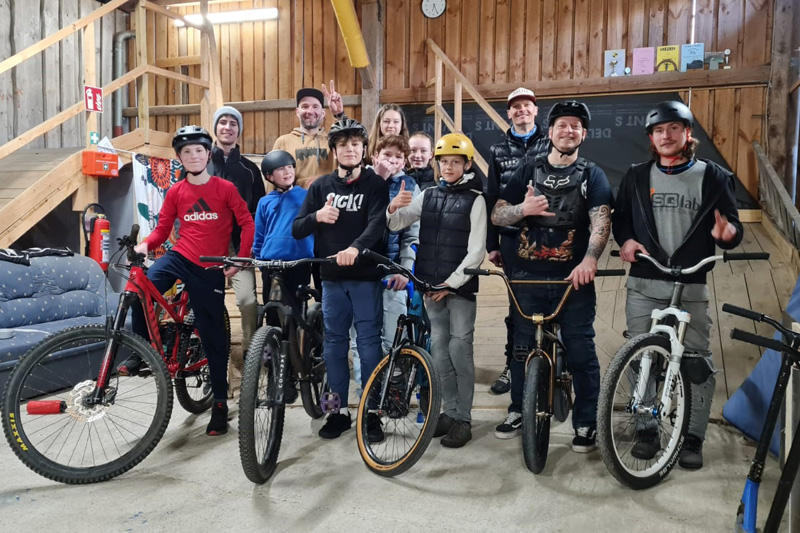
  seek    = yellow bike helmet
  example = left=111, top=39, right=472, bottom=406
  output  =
left=434, top=132, right=474, bottom=161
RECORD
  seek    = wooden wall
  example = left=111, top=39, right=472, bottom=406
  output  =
left=138, top=0, right=362, bottom=155
left=385, top=0, right=773, bottom=89
left=0, top=0, right=127, bottom=148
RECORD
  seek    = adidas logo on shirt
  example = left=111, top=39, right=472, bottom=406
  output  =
left=184, top=198, right=219, bottom=221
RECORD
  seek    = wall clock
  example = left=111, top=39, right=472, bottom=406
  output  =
left=421, top=0, right=446, bottom=19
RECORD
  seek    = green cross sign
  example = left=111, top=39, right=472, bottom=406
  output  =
left=89, top=132, right=100, bottom=145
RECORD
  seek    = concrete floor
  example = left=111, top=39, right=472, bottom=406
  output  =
left=0, top=402, right=787, bottom=532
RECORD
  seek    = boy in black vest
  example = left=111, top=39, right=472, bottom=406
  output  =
left=387, top=132, right=487, bottom=448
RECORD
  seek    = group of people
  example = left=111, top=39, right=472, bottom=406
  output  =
left=121, top=82, right=743, bottom=470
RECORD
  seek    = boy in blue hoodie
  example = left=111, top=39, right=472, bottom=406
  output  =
left=254, top=150, right=314, bottom=306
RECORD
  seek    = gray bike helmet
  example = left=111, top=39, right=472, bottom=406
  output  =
left=172, top=125, right=213, bottom=152
left=327, top=118, right=368, bottom=151
left=261, top=150, right=296, bottom=176
left=645, top=101, right=694, bottom=133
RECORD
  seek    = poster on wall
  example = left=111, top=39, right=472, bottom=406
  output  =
left=132, top=154, right=184, bottom=259
left=403, top=93, right=757, bottom=209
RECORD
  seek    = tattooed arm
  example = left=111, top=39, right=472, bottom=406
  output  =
left=491, top=199, right=525, bottom=227
left=565, top=204, right=611, bottom=289
left=586, top=204, right=612, bottom=260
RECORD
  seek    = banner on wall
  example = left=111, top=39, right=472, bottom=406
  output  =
left=403, top=92, right=758, bottom=209
left=131, top=154, right=184, bottom=259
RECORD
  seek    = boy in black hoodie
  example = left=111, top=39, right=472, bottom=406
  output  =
left=387, top=133, right=487, bottom=449
left=293, top=119, right=389, bottom=441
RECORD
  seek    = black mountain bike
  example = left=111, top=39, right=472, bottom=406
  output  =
left=199, top=255, right=333, bottom=484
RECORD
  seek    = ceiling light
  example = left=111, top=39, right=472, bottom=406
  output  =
left=174, top=8, right=278, bottom=27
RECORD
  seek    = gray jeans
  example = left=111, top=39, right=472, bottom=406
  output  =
left=626, top=288, right=716, bottom=440
left=427, top=293, right=477, bottom=423
left=229, top=267, right=258, bottom=380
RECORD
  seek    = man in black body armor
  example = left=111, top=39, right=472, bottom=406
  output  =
left=485, top=88, right=551, bottom=395
left=491, top=101, right=613, bottom=453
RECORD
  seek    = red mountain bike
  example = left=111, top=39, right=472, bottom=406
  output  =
left=2, top=225, right=230, bottom=484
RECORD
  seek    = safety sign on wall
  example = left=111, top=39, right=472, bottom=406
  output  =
left=84, top=85, right=103, bottom=113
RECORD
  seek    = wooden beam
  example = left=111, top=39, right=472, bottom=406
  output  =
left=454, top=81, right=462, bottom=132
left=427, top=39, right=510, bottom=133
left=142, top=0, right=205, bottom=30
left=766, top=0, right=794, bottom=188
left=146, top=64, right=209, bottom=88
left=83, top=22, right=98, bottom=151
left=122, top=95, right=362, bottom=117
left=135, top=0, right=150, bottom=143
left=0, top=0, right=127, bottom=76
left=739, top=209, right=763, bottom=223
left=381, top=65, right=771, bottom=104
left=155, top=55, right=201, bottom=68
left=360, top=0, right=383, bottom=129
left=0, top=66, right=146, bottom=161
left=434, top=56, right=442, bottom=142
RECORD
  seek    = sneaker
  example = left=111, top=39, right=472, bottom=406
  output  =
left=572, top=427, right=597, bottom=453
left=490, top=366, right=511, bottom=395
left=117, top=355, right=146, bottom=376
left=206, top=401, right=228, bottom=436
left=679, top=434, right=704, bottom=470
left=319, top=412, right=352, bottom=439
left=495, top=411, right=523, bottom=439
left=441, top=421, right=472, bottom=448
left=433, top=413, right=455, bottom=438
left=631, top=429, right=661, bottom=460
left=366, top=412, right=385, bottom=443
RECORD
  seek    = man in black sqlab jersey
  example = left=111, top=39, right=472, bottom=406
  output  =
left=612, top=100, right=743, bottom=470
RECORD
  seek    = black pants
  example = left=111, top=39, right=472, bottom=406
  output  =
left=131, top=251, right=229, bottom=400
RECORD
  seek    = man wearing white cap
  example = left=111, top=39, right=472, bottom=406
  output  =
left=485, top=87, right=551, bottom=396
left=209, top=105, right=265, bottom=393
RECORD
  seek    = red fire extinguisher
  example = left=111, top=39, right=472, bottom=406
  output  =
left=82, top=203, right=110, bottom=272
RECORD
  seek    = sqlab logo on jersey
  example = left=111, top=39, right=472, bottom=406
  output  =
left=184, top=198, right=219, bottom=221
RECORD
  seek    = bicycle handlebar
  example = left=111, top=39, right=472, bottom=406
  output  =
left=361, top=248, right=465, bottom=297
left=198, top=256, right=335, bottom=270
left=731, top=328, right=789, bottom=353
left=722, top=303, right=765, bottom=322
left=609, top=249, right=769, bottom=276
left=465, top=268, right=627, bottom=277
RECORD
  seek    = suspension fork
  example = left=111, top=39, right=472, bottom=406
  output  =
left=87, top=292, right=135, bottom=405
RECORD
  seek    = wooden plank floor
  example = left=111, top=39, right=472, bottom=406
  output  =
left=0, top=149, right=78, bottom=210
left=226, top=223, right=798, bottom=418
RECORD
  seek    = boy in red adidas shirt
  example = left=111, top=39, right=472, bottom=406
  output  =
left=120, top=126, right=254, bottom=436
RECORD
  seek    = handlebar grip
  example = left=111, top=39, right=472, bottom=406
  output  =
left=596, top=269, right=626, bottom=277
left=722, top=303, right=764, bottom=322
left=199, top=256, right=227, bottom=263
left=724, top=252, right=770, bottom=261
left=361, top=248, right=392, bottom=265
left=129, top=224, right=139, bottom=243
left=464, top=268, right=490, bottom=276
left=610, top=250, right=620, bottom=257
left=731, top=328, right=787, bottom=352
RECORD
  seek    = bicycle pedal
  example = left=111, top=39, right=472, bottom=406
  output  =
left=320, top=392, right=341, bottom=414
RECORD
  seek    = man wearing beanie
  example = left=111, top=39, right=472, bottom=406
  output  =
left=273, top=87, right=340, bottom=189
left=208, top=105, right=265, bottom=394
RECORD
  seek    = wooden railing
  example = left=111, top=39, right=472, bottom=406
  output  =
left=0, top=0, right=223, bottom=164
left=426, top=39, right=509, bottom=176
left=756, top=141, right=800, bottom=250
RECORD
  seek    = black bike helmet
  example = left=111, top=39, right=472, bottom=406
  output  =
left=327, top=118, right=368, bottom=151
left=172, top=125, right=213, bottom=152
left=261, top=150, right=296, bottom=176
left=645, top=101, right=694, bottom=133
left=547, top=101, right=591, bottom=129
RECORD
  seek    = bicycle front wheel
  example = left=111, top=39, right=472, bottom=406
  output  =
left=174, top=307, right=231, bottom=414
left=2, top=326, right=173, bottom=484
left=357, top=346, right=441, bottom=477
left=238, top=326, right=285, bottom=483
left=522, top=355, right=551, bottom=474
left=597, top=333, right=691, bottom=490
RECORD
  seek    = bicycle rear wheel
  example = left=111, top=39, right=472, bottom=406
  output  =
left=299, top=303, right=329, bottom=419
left=174, top=308, right=231, bottom=414
left=2, top=326, right=172, bottom=484
left=522, top=355, right=551, bottom=474
left=356, top=346, right=441, bottom=477
left=238, top=326, right=285, bottom=483
left=597, top=333, right=691, bottom=490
